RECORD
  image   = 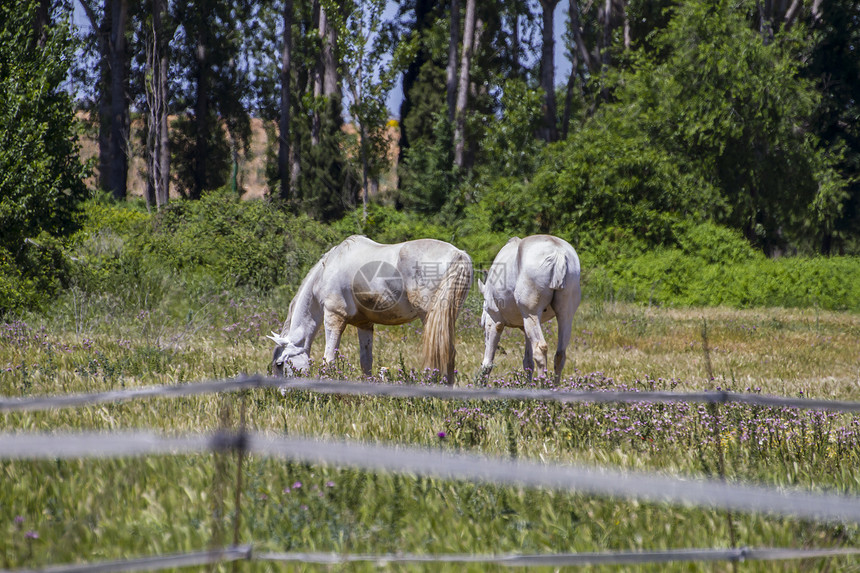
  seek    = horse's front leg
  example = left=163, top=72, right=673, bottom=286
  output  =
left=480, top=321, right=504, bottom=378
left=357, top=326, right=373, bottom=376
left=323, top=312, right=347, bottom=367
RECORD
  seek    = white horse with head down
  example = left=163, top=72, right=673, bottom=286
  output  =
left=268, top=235, right=472, bottom=383
left=477, top=235, right=581, bottom=382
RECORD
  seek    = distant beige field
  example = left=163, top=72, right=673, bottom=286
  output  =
left=76, top=113, right=399, bottom=200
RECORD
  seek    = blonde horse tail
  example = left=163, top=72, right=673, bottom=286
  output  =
left=548, top=250, right=568, bottom=290
left=422, top=250, right=473, bottom=383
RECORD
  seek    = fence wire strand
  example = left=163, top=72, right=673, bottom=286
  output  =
left=3, top=545, right=860, bottom=573
left=1, top=430, right=860, bottom=524
left=2, top=374, right=860, bottom=414
left=0, top=546, right=252, bottom=573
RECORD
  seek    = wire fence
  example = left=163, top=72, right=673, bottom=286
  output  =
left=3, top=373, right=860, bottom=413
left=2, top=374, right=860, bottom=571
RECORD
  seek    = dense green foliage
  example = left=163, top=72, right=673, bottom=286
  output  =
left=465, top=0, right=849, bottom=256
left=39, top=198, right=860, bottom=315
left=69, top=191, right=339, bottom=307
left=5, top=0, right=860, bottom=315
left=0, top=2, right=89, bottom=315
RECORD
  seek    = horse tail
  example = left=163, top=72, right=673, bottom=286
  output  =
left=548, top=250, right=568, bottom=290
left=422, top=250, right=473, bottom=383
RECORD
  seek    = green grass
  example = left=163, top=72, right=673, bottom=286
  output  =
left=2, top=291, right=860, bottom=571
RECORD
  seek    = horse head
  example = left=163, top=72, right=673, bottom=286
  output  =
left=267, top=332, right=310, bottom=376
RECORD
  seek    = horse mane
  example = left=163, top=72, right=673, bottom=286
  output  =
left=278, top=237, right=366, bottom=336
left=278, top=246, right=334, bottom=336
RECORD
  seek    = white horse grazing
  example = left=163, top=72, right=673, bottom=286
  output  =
left=268, top=235, right=473, bottom=383
left=477, top=235, right=581, bottom=382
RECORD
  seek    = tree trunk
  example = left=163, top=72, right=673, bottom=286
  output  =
left=539, top=0, right=559, bottom=142
left=758, top=0, right=774, bottom=44
left=33, top=0, right=50, bottom=48
left=510, top=11, right=520, bottom=77
left=311, top=1, right=325, bottom=146
left=783, top=0, right=803, bottom=28
left=622, top=0, right=631, bottom=50
left=193, top=10, right=210, bottom=200
left=811, top=0, right=822, bottom=22
left=602, top=0, right=612, bottom=68
left=156, top=4, right=170, bottom=208
left=108, top=0, right=129, bottom=201
left=360, top=122, right=369, bottom=222
left=279, top=0, right=294, bottom=200
left=561, top=49, right=578, bottom=140
left=145, top=0, right=169, bottom=210
left=568, top=0, right=597, bottom=75
left=79, top=0, right=114, bottom=196
left=321, top=6, right=339, bottom=100
left=454, top=0, right=477, bottom=169
left=446, top=0, right=460, bottom=123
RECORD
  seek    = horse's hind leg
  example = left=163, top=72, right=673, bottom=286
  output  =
left=522, top=328, right=534, bottom=374
left=323, top=312, right=347, bottom=367
left=552, top=312, right=572, bottom=384
left=358, top=326, right=373, bottom=376
left=522, top=314, right=549, bottom=376
left=551, top=287, right=581, bottom=383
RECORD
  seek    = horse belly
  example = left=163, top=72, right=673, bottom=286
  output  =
left=354, top=304, right=418, bottom=326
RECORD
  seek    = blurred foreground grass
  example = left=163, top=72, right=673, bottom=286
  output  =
left=1, top=296, right=859, bottom=571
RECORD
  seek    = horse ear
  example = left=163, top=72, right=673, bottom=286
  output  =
left=267, top=332, right=288, bottom=345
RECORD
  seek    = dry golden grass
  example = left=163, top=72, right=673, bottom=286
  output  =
left=320, top=297, right=860, bottom=400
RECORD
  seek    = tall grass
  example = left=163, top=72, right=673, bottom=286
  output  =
left=2, top=290, right=859, bottom=571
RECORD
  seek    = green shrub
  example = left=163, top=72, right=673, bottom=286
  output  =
left=62, top=190, right=341, bottom=321
left=672, top=221, right=760, bottom=264
left=474, top=126, right=723, bottom=247
left=55, top=192, right=860, bottom=316
left=334, top=203, right=453, bottom=245
left=594, top=248, right=860, bottom=311
left=127, top=189, right=337, bottom=294
left=0, top=247, right=27, bottom=315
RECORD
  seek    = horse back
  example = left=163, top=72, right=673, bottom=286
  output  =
left=514, top=235, right=580, bottom=299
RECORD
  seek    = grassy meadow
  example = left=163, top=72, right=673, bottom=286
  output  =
left=2, top=284, right=860, bottom=571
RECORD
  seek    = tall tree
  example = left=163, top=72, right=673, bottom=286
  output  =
left=453, top=0, right=476, bottom=168
left=0, top=1, right=88, bottom=254
left=79, top=0, right=131, bottom=200
left=342, top=0, right=399, bottom=220
left=311, top=2, right=341, bottom=146
left=279, top=0, right=294, bottom=200
left=142, top=0, right=171, bottom=209
left=619, top=0, right=846, bottom=253
left=803, top=0, right=860, bottom=253
left=396, top=0, right=435, bottom=155
left=538, top=0, right=559, bottom=142
left=172, top=0, right=252, bottom=199
left=445, top=0, right=460, bottom=122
